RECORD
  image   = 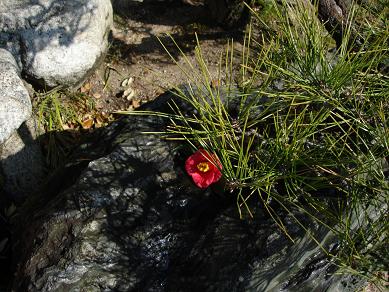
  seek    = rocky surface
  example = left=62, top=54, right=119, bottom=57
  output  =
left=10, top=93, right=367, bottom=292
left=0, top=0, right=112, bottom=87
left=0, top=49, right=31, bottom=145
left=0, top=117, right=46, bottom=199
left=0, top=0, right=112, bottom=199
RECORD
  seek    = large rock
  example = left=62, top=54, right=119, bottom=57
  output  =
left=0, top=0, right=112, bottom=199
left=0, top=0, right=113, bottom=87
left=0, top=49, right=31, bottom=145
left=10, top=94, right=367, bottom=292
left=0, top=117, right=46, bottom=199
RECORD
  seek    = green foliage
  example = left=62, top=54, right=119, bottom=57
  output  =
left=121, top=0, right=388, bottom=284
left=34, top=89, right=95, bottom=169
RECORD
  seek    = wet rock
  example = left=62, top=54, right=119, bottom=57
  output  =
left=0, top=0, right=113, bottom=88
left=11, top=93, right=367, bottom=291
left=0, top=49, right=31, bottom=145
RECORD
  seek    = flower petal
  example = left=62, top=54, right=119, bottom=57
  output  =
left=185, top=156, right=199, bottom=175
left=191, top=172, right=211, bottom=189
left=185, top=149, right=223, bottom=188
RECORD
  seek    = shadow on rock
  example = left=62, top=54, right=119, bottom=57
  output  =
left=8, top=92, right=367, bottom=292
left=1, top=0, right=112, bottom=88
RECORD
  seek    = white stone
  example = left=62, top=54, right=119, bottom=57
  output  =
left=0, top=117, right=46, bottom=198
left=0, top=0, right=113, bottom=87
left=0, top=49, right=31, bottom=144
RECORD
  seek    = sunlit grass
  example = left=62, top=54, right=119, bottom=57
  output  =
left=34, top=88, right=97, bottom=169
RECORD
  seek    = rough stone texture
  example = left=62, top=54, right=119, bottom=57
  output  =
left=0, top=49, right=31, bottom=145
left=0, top=117, right=46, bottom=199
left=11, top=94, right=367, bottom=292
left=0, top=0, right=112, bottom=199
left=0, top=0, right=113, bottom=87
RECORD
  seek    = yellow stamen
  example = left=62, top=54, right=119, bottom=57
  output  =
left=197, top=162, right=210, bottom=172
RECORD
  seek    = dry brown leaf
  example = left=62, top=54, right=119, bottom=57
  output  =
left=82, top=118, right=94, bottom=129
left=211, top=79, right=220, bottom=88
left=132, top=99, right=141, bottom=108
left=80, top=82, right=91, bottom=93
left=95, top=115, right=104, bottom=124
left=84, top=82, right=91, bottom=90
left=155, top=88, right=165, bottom=95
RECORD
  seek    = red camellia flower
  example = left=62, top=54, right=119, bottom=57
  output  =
left=185, top=149, right=222, bottom=189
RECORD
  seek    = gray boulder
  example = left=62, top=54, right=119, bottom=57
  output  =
left=0, top=49, right=31, bottom=145
left=0, top=117, right=46, bottom=199
left=11, top=94, right=367, bottom=292
left=0, top=0, right=112, bottom=199
left=0, top=0, right=113, bottom=87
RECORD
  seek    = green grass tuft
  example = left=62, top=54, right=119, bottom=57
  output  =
left=120, top=0, right=388, bottom=285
